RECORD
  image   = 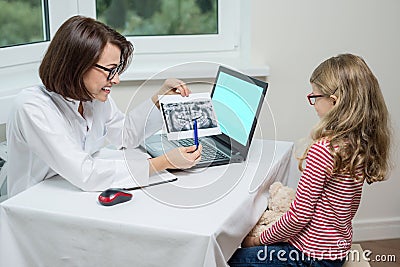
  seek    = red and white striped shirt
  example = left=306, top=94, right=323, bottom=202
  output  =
left=260, top=139, right=364, bottom=259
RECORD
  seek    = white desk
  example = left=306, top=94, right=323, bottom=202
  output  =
left=0, top=139, right=293, bottom=267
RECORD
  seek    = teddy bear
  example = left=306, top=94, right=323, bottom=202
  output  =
left=247, top=181, right=296, bottom=237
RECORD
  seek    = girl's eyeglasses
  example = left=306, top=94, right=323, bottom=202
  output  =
left=94, top=63, right=123, bottom=80
left=307, top=93, right=327, bottom=105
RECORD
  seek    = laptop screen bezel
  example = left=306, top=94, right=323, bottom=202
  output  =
left=210, top=66, right=268, bottom=160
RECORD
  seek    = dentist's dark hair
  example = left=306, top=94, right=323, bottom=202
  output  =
left=39, top=15, right=134, bottom=101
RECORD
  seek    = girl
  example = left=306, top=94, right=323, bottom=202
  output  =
left=228, top=54, right=391, bottom=267
left=7, top=16, right=202, bottom=197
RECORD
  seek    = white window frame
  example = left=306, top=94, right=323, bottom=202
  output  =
left=0, top=0, right=264, bottom=93
left=0, top=1, right=79, bottom=69
left=0, top=1, right=84, bottom=92
left=79, top=0, right=239, bottom=54
left=78, top=0, right=244, bottom=79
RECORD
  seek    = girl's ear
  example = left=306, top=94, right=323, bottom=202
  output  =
left=330, top=95, right=338, bottom=105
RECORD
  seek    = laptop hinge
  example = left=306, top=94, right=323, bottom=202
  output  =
left=230, top=152, right=245, bottom=163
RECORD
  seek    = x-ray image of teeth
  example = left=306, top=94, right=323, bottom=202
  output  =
left=159, top=93, right=221, bottom=140
left=162, top=100, right=218, bottom=132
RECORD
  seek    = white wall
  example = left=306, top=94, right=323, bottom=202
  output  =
left=1, top=0, right=399, bottom=241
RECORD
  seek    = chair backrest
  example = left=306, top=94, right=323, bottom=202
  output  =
left=0, top=142, right=7, bottom=202
left=0, top=87, right=21, bottom=201
left=0, top=161, right=7, bottom=202
left=0, top=87, right=22, bottom=124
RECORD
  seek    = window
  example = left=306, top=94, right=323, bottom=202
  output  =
left=0, top=0, right=50, bottom=67
left=0, top=0, right=49, bottom=48
left=96, top=0, right=218, bottom=36
left=81, top=0, right=239, bottom=55
left=1, top=0, right=251, bottom=92
left=80, top=0, right=241, bottom=79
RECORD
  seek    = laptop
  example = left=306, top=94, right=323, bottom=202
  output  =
left=143, top=66, right=268, bottom=168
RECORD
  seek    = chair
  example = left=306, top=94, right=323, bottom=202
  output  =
left=0, top=141, right=8, bottom=202
left=0, top=88, right=18, bottom=202
left=343, top=244, right=371, bottom=267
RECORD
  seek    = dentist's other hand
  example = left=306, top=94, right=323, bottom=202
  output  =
left=152, top=78, right=190, bottom=109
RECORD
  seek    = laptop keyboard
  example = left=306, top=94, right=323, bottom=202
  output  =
left=177, top=138, right=230, bottom=162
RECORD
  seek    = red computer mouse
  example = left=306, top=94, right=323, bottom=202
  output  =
left=98, top=188, right=133, bottom=206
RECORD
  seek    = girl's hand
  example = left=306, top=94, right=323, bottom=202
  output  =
left=241, top=236, right=262, bottom=248
left=151, top=78, right=190, bottom=109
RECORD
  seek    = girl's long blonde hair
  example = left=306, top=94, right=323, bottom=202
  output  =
left=300, top=54, right=391, bottom=184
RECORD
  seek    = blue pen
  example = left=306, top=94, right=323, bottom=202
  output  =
left=193, top=119, right=199, bottom=151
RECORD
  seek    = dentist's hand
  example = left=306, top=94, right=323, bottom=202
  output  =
left=151, top=78, right=190, bottom=109
left=148, top=145, right=202, bottom=175
left=164, top=145, right=202, bottom=169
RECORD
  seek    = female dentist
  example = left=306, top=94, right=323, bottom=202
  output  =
left=6, top=15, right=202, bottom=197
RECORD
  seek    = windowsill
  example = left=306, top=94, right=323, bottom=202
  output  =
left=121, top=64, right=270, bottom=81
left=0, top=63, right=269, bottom=96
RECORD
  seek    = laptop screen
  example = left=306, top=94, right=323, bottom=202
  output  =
left=211, top=67, right=267, bottom=149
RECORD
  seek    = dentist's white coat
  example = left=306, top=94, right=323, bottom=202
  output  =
left=6, top=85, right=162, bottom=197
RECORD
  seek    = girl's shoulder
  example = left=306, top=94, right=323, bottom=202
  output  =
left=307, top=139, right=335, bottom=171
left=310, top=138, right=332, bottom=152
left=308, top=139, right=334, bottom=161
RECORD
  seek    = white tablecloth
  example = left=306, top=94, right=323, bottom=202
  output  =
left=0, top=139, right=293, bottom=267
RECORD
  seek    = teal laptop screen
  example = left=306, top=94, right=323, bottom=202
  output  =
left=212, top=71, right=264, bottom=146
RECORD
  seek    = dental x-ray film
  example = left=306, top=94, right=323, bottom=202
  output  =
left=159, top=93, right=221, bottom=140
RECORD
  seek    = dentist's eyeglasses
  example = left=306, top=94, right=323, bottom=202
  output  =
left=94, top=63, right=123, bottom=80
